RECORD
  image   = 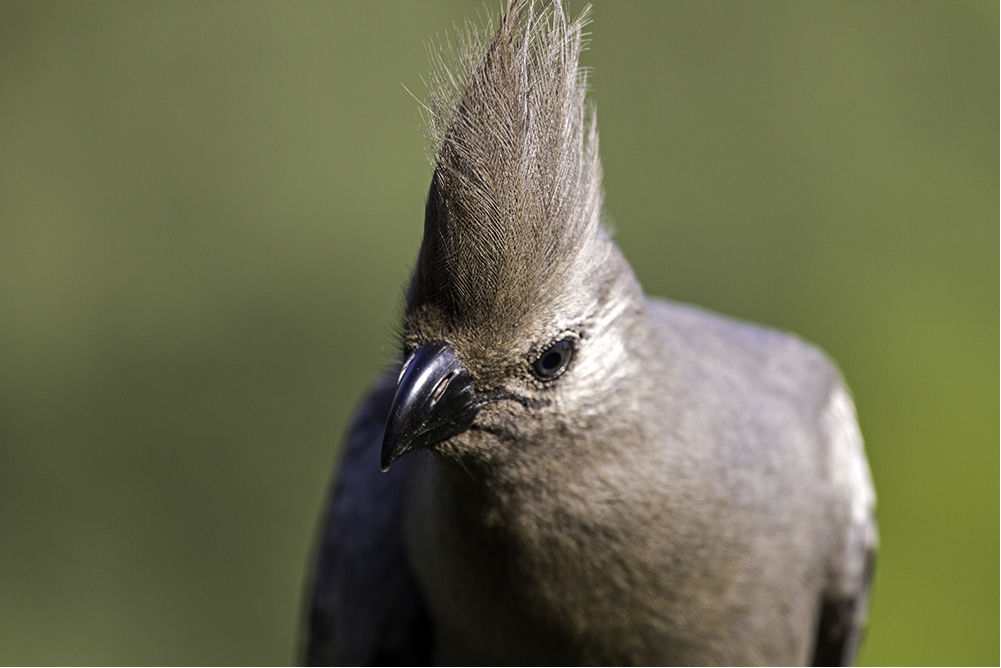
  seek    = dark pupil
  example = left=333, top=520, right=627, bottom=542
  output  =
left=533, top=339, right=572, bottom=380
left=541, top=351, right=562, bottom=370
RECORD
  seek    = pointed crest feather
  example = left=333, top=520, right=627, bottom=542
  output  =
left=412, top=0, right=604, bottom=333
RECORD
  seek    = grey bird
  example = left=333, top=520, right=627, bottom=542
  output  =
left=303, top=1, right=877, bottom=665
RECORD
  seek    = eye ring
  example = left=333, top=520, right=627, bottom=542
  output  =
left=532, top=339, right=574, bottom=381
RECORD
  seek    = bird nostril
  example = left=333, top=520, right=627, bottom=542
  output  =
left=431, top=372, right=455, bottom=404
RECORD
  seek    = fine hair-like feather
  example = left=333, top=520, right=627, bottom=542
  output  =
left=412, top=0, right=605, bottom=331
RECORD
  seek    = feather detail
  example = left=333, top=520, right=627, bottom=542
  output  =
left=412, top=1, right=604, bottom=330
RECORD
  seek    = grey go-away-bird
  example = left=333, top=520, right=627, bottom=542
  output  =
left=303, top=1, right=877, bottom=665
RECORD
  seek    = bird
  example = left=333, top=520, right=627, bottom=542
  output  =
left=302, top=0, right=877, bottom=665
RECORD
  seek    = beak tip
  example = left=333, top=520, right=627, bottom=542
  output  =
left=380, top=434, right=408, bottom=473
left=379, top=442, right=397, bottom=473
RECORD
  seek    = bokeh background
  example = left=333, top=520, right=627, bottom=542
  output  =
left=1, top=1, right=995, bottom=664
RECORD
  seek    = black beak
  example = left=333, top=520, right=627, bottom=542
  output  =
left=381, top=341, right=484, bottom=471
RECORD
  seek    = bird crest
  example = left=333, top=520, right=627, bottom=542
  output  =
left=410, top=0, right=604, bottom=335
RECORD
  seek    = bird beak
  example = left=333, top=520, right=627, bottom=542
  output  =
left=381, top=341, right=484, bottom=472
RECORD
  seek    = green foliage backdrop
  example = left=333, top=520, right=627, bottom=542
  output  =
left=1, top=2, right=995, bottom=664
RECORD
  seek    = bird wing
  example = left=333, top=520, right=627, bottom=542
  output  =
left=645, top=297, right=877, bottom=665
left=301, top=372, right=434, bottom=665
left=812, top=386, right=878, bottom=666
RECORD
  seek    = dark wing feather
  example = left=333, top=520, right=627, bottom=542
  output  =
left=812, top=386, right=878, bottom=667
left=302, top=374, right=433, bottom=665
left=811, top=551, right=876, bottom=666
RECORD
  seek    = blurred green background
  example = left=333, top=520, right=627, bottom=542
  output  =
left=0, top=1, right=995, bottom=664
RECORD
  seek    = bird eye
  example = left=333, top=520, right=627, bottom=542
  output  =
left=532, top=339, right=574, bottom=380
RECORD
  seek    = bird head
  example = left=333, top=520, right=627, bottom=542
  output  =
left=382, top=0, right=647, bottom=473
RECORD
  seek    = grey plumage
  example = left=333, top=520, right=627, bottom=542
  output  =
left=303, top=1, right=877, bottom=665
